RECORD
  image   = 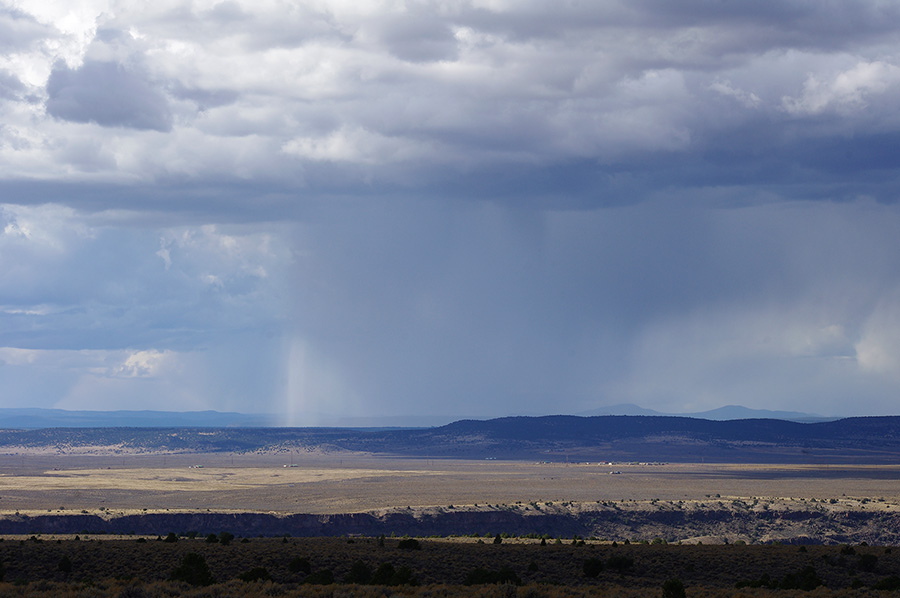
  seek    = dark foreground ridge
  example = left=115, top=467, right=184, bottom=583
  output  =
left=3, top=415, right=900, bottom=462
left=1, top=505, right=898, bottom=545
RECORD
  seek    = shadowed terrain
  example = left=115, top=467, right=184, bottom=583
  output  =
left=0, top=537, right=898, bottom=597
left=3, top=415, right=900, bottom=462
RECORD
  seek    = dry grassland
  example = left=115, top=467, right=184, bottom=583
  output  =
left=1, top=455, right=900, bottom=595
left=0, top=453, right=898, bottom=517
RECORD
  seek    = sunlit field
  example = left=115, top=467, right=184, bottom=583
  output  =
left=0, top=453, right=898, bottom=515
left=1, top=454, right=900, bottom=595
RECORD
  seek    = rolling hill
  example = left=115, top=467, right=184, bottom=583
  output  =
left=1, top=414, right=900, bottom=463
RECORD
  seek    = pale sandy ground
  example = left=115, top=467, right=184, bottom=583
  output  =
left=1, top=452, right=899, bottom=518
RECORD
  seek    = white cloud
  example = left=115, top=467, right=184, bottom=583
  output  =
left=283, top=126, right=432, bottom=164
left=0, top=346, right=41, bottom=365
left=782, top=60, right=900, bottom=115
left=158, top=223, right=288, bottom=291
left=112, top=349, right=172, bottom=378
left=155, top=239, right=171, bottom=269
left=709, top=80, right=761, bottom=108
left=0, top=0, right=895, bottom=192
left=0, top=346, right=124, bottom=371
left=0, top=203, right=94, bottom=260
left=0, top=203, right=292, bottom=364
left=0, top=304, right=55, bottom=316
left=0, top=342, right=280, bottom=412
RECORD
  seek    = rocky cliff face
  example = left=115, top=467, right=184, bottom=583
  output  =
left=2, top=507, right=898, bottom=545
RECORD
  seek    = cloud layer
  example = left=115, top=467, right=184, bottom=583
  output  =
left=1, top=1, right=900, bottom=422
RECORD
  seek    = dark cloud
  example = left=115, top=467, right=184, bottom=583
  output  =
left=283, top=196, right=900, bottom=419
left=4, top=0, right=900, bottom=419
left=168, top=82, right=239, bottom=111
left=12, top=0, right=899, bottom=211
left=472, top=1, right=900, bottom=52
left=367, top=7, right=459, bottom=63
left=46, top=60, right=172, bottom=131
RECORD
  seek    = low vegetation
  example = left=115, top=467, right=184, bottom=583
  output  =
left=0, top=535, right=897, bottom=596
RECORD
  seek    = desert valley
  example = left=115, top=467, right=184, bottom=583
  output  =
left=0, top=416, right=900, bottom=595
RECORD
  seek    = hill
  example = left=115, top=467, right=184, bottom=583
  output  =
left=577, top=403, right=828, bottom=422
left=2, top=415, right=900, bottom=463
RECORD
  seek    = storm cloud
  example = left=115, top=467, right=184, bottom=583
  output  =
left=1, top=1, right=899, bottom=423
left=46, top=59, right=172, bottom=131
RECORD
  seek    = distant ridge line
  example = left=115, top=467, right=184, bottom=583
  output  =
left=1, top=413, right=900, bottom=463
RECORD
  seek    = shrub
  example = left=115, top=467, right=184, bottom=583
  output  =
left=397, top=538, right=421, bottom=550
left=392, top=565, right=418, bottom=586
left=57, top=555, right=72, bottom=575
left=662, top=578, right=686, bottom=598
left=118, top=584, right=147, bottom=598
left=371, top=563, right=397, bottom=585
left=464, top=566, right=521, bottom=586
left=288, top=556, right=311, bottom=574
left=779, top=566, right=822, bottom=591
left=344, top=560, right=372, bottom=584
left=163, top=532, right=178, bottom=543
left=607, top=555, right=634, bottom=574
left=873, top=576, right=900, bottom=591
left=583, top=558, right=604, bottom=578
left=205, top=534, right=218, bottom=543
left=371, top=563, right=418, bottom=586
left=170, top=553, right=215, bottom=587
left=218, top=532, right=235, bottom=546
left=237, top=567, right=271, bottom=582
left=494, top=534, right=503, bottom=544
left=304, top=569, right=334, bottom=585
left=858, top=553, right=878, bottom=572
left=736, top=573, right=772, bottom=589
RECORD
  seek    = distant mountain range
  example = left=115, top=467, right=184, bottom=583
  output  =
left=1, top=413, right=900, bottom=463
left=577, top=403, right=832, bottom=422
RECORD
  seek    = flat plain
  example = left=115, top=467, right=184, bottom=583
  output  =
left=3, top=453, right=900, bottom=595
left=1, top=452, right=899, bottom=516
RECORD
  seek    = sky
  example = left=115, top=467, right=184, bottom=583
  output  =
left=2, top=0, right=900, bottom=425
